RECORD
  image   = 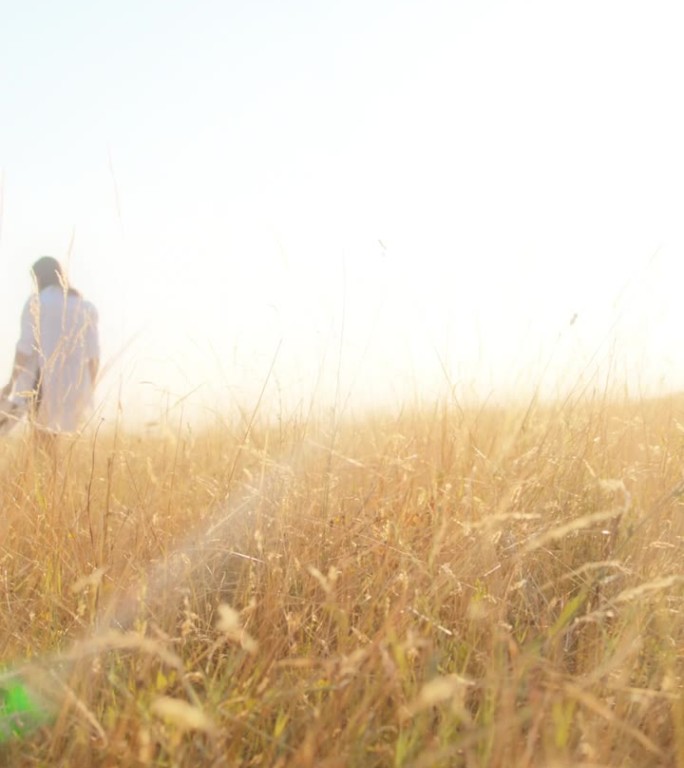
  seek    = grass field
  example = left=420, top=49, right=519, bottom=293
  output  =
left=1, top=390, right=684, bottom=767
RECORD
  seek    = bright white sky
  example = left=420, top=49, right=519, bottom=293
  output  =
left=2, top=0, right=684, bottom=426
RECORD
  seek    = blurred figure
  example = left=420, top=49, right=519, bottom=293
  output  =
left=1, top=257, right=100, bottom=436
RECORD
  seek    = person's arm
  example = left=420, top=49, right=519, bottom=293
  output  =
left=1, top=350, right=33, bottom=398
left=3, top=299, right=36, bottom=399
left=85, top=303, right=100, bottom=387
left=88, top=357, right=99, bottom=386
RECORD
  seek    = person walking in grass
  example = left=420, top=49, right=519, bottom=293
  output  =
left=1, top=256, right=100, bottom=438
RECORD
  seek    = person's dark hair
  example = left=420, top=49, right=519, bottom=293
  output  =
left=31, top=257, right=80, bottom=296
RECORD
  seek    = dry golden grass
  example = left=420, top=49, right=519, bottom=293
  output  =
left=1, top=391, right=684, bottom=766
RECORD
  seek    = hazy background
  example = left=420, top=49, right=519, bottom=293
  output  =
left=2, top=0, right=684, bottom=427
